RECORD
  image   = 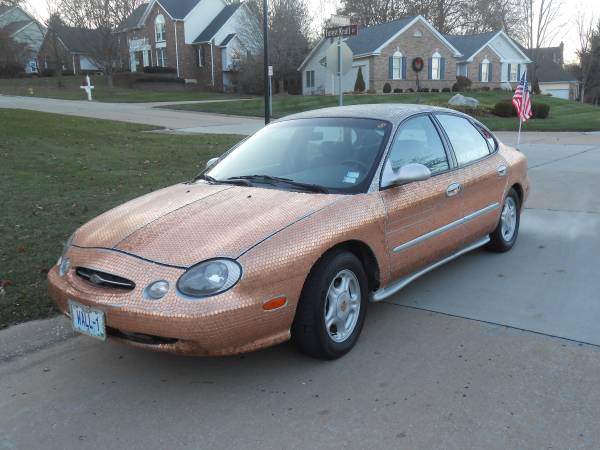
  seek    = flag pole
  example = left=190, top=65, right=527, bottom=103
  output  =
left=517, top=117, right=522, bottom=146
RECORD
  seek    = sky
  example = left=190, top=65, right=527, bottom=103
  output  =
left=23, top=0, right=599, bottom=63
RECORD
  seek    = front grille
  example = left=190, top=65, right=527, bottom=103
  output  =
left=107, top=327, right=178, bottom=345
left=76, top=267, right=135, bottom=291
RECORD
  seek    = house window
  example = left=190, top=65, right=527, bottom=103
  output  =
left=509, top=63, right=518, bottom=82
left=481, top=59, right=490, bottom=82
left=306, top=70, right=315, bottom=88
left=197, top=46, right=205, bottom=67
left=155, top=14, right=166, bottom=42
left=430, top=52, right=441, bottom=80
left=392, top=51, right=403, bottom=80
left=156, top=48, right=167, bottom=67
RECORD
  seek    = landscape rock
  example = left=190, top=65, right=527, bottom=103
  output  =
left=448, top=93, right=480, bottom=107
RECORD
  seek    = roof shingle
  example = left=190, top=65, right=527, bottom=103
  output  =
left=343, top=16, right=416, bottom=56
left=193, top=3, right=240, bottom=43
left=157, top=0, right=202, bottom=20
left=118, top=3, right=148, bottom=31
left=443, top=31, right=497, bottom=60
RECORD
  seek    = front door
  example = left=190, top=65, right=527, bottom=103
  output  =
left=434, top=114, right=508, bottom=242
left=379, top=114, right=465, bottom=281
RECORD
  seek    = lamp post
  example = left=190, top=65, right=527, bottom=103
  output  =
left=263, top=0, right=270, bottom=125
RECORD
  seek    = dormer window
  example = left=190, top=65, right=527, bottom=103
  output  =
left=155, top=14, right=166, bottom=42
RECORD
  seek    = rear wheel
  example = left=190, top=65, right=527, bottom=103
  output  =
left=291, top=250, right=368, bottom=359
left=487, top=188, right=520, bottom=252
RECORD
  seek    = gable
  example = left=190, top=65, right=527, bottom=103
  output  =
left=487, top=32, right=530, bottom=62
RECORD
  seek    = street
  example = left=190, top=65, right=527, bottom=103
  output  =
left=1, top=131, right=600, bottom=450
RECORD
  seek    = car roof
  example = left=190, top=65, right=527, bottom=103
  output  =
left=279, top=103, right=464, bottom=124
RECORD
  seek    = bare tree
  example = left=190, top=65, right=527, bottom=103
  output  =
left=576, top=12, right=595, bottom=103
left=56, top=0, right=143, bottom=87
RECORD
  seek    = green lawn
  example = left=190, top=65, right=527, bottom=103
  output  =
left=166, top=91, right=600, bottom=131
left=0, top=75, right=240, bottom=103
left=0, top=109, right=241, bottom=329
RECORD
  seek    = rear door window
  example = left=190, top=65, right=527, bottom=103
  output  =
left=436, top=114, right=491, bottom=165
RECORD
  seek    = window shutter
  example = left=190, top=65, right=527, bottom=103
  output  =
left=517, top=64, right=521, bottom=80
left=507, top=63, right=511, bottom=80
left=478, top=63, right=482, bottom=81
left=440, top=58, right=445, bottom=80
left=196, top=47, right=200, bottom=67
left=428, top=57, right=432, bottom=79
left=489, top=63, right=493, bottom=82
left=388, top=56, right=393, bottom=79
left=402, top=56, right=407, bottom=80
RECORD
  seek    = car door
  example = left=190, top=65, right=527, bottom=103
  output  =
left=434, top=114, right=508, bottom=243
left=378, top=114, right=465, bottom=281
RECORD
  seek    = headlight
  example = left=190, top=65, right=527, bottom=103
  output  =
left=57, top=233, right=75, bottom=269
left=145, top=280, right=170, bottom=300
left=177, top=259, right=241, bottom=298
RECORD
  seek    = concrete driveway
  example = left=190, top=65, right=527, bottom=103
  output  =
left=1, top=131, right=600, bottom=450
left=0, top=95, right=264, bottom=135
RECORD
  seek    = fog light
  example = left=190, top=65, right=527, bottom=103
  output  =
left=59, top=257, right=70, bottom=277
left=145, top=280, right=169, bottom=300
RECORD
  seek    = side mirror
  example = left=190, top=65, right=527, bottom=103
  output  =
left=382, top=163, right=431, bottom=188
left=206, top=157, right=219, bottom=169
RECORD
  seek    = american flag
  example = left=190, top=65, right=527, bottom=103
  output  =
left=512, top=71, right=532, bottom=122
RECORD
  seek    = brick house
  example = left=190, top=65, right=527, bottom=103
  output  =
left=37, top=25, right=102, bottom=75
left=299, top=15, right=531, bottom=95
left=117, top=0, right=257, bottom=91
left=0, top=5, right=46, bottom=74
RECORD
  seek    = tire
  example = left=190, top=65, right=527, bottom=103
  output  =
left=487, top=188, right=520, bottom=252
left=291, top=249, right=368, bottom=360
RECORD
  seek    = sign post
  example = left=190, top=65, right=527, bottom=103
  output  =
left=325, top=25, right=357, bottom=106
left=268, top=65, right=273, bottom=118
left=263, top=0, right=270, bottom=125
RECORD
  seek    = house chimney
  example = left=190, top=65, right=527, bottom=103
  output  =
left=559, top=41, right=564, bottom=65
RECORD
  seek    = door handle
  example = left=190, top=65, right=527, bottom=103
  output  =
left=446, top=182, right=462, bottom=197
left=497, top=165, right=508, bottom=177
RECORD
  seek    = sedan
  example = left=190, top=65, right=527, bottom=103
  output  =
left=48, top=104, right=529, bottom=359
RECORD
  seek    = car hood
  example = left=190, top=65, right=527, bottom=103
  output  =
left=73, top=182, right=340, bottom=267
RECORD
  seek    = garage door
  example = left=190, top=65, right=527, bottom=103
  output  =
left=544, top=88, right=569, bottom=99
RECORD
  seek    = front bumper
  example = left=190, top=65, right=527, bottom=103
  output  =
left=48, top=247, right=296, bottom=356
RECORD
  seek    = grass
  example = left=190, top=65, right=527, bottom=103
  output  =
left=0, top=75, right=240, bottom=103
left=166, top=91, right=600, bottom=132
left=0, top=109, right=241, bottom=329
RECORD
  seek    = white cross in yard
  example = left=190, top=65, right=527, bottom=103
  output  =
left=80, top=75, right=95, bottom=101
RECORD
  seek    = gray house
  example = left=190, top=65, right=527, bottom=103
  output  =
left=0, top=5, right=46, bottom=74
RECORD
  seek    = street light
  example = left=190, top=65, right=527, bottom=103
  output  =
left=263, top=0, right=270, bottom=125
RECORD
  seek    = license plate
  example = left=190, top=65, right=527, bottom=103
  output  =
left=69, top=300, right=106, bottom=340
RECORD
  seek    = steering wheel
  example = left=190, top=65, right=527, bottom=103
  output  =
left=341, top=160, right=369, bottom=173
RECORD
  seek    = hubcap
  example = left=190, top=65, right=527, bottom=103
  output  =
left=500, top=196, right=517, bottom=242
left=324, top=269, right=361, bottom=343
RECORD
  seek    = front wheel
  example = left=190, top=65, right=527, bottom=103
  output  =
left=487, top=188, right=520, bottom=252
left=291, top=250, right=368, bottom=359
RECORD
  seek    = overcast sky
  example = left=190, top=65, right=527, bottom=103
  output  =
left=24, top=0, right=598, bottom=63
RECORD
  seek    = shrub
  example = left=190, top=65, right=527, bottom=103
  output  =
left=532, top=78, right=541, bottom=94
left=453, top=75, right=472, bottom=92
left=143, top=66, right=177, bottom=74
left=393, top=88, right=403, bottom=93
left=481, top=86, right=490, bottom=91
left=431, top=88, right=439, bottom=92
left=383, top=82, right=391, bottom=93
left=354, top=66, right=365, bottom=92
left=407, top=88, right=414, bottom=93
left=493, top=87, right=502, bottom=91
left=493, top=100, right=517, bottom=117
left=532, top=102, right=550, bottom=119
left=366, top=88, right=376, bottom=94
left=0, top=63, right=24, bottom=78
left=418, top=87, right=429, bottom=93
left=442, top=87, right=451, bottom=92
left=135, top=76, right=185, bottom=83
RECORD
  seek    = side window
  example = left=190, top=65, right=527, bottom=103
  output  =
left=436, top=114, right=491, bottom=165
left=387, top=115, right=449, bottom=175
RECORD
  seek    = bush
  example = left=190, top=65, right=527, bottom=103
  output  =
left=442, top=87, right=451, bottom=92
left=0, top=63, right=24, bottom=78
left=407, top=88, right=414, bottom=92
left=532, top=102, right=550, bottom=119
left=493, top=100, right=517, bottom=117
left=453, top=75, right=472, bottom=92
left=383, top=82, right=391, bottom=93
left=418, top=87, right=429, bottom=93
left=135, top=76, right=185, bottom=83
left=493, top=87, right=502, bottom=91
left=366, top=88, right=376, bottom=94
left=143, top=66, right=177, bottom=74
left=532, top=78, right=541, bottom=94
left=481, top=86, right=490, bottom=91
left=393, top=88, right=403, bottom=93
left=354, top=66, right=365, bottom=93
left=431, top=88, right=439, bottom=92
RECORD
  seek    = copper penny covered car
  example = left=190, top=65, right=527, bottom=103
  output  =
left=48, top=105, right=529, bottom=359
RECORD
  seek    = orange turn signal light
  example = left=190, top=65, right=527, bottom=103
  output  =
left=263, top=296, right=287, bottom=311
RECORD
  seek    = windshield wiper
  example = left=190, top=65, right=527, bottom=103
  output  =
left=195, top=174, right=219, bottom=183
left=227, top=175, right=329, bottom=193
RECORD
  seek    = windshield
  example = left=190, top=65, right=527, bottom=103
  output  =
left=205, top=118, right=392, bottom=193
